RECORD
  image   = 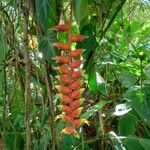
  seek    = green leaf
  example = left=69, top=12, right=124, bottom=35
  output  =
left=0, top=39, right=6, bottom=63
left=81, top=100, right=107, bottom=119
left=87, top=65, right=98, bottom=94
left=123, top=137, right=144, bottom=150
left=144, top=64, right=150, bottom=78
left=111, top=51, right=126, bottom=60
left=139, top=139, right=150, bottom=150
left=11, top=89, right=24, bottom=117
left=73, top=0, right=89, bottom=29
left=122, top=137, right=150, bottom=150
left=119, top=111, right=138, bottom=136
left=124, top=85, right=150, bottom=120
left=36, top=0, right=56, bottom=31
left=38, top=31, right=60, bottom=63
left=118, top=72, right=137, bottom=88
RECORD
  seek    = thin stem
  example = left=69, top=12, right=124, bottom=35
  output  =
left=22, top=2, right=31, bottom=149
left=44, top=62, right=56, bottom=150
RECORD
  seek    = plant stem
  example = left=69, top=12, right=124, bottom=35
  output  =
left=22, top=2, right=31, bottom=149
left=44, top=62, right=56, bottom=150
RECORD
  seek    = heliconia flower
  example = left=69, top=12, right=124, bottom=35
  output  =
left=55, top=85, right=71, bottom=94
left=55, top=114, right=72, bottom=122
left=71, top=88, right=85, bottom=99
left=57, top=75, right=72, bottom=84
left=58, top=105, right=73, bottom=113
left=70, top=80, right=83, bottom=90
left=50, top=24, right=70, bottom=31
left=70, top=98, right=84, bottom=109
left=61, top=127, right=79, bottom=138
left=71, top=107, right=84, bottom=117
left=69, top=49, right=84, bottom=57
left=69, top=35, right=86, bottom=42
left=58, top=94, right=73, bottom=104
left=55, top=66, right=71, bottom=74
left=72, top=119, right=90, bottom=128
left=53, top=56, right=70, bottom=64
left=52, top=42, right=70, bottom=51
left=69, top=60, right=82, bottom=69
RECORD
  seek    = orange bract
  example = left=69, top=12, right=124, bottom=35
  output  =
left=70, top=35, right=86, bottom=42
left=58, top=105, right=72, bottom=113
left=56, top=85, right=71, bottom=94
left=52, top=42, right=70, bottom=51
left=51, top=24, right=70, bottom=31
left=55, top=66, right=71, bottom=74
left=69, top=49, right=84, bottom=57
left=71, top=88, right=85, bottom=99
left=58, top=75, right=72, bottom=84
left=54, top=56, right=70, bottom=64
left=72, top=119, right=89, bottom=128
left=58, top=94, right=73, bottom=104
left=69, top=60, right=82, bottom=69
left=71, top=107, right=83, bottom=117
left=70, top=98, right=84, bottom=109
left=71, top=71, right=82, bottom=79
left=70, top=80, right=83, bottom=90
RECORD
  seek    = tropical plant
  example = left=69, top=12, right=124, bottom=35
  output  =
left=0, top=0, right=150, bottom=150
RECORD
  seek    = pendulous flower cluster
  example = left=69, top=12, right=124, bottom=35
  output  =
left=51, top=23, right=89, bottom=138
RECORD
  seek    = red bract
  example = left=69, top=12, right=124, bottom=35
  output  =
left=70, top=80, right=83, bottom=90
left=70, top=35, right=86, bottom=42
left=71, top=107, right=83, bottom=117
left=61, top=127, right=74, bottom=134
left=71, top=71, right=82, bottom=79
left=58, top=105, right=72, bottom=113
left=58, top=75, right=72, bottom=84
left=51, top=24, right=70, bottom=31
left=55, top=114, right=72, bottom=122
left=54, top=56, right=70, bottom=64
left=71, top=88, right=85, bottom=99
left=55, top=66, right=71, bottom=74
left=72, top=119, right=89, bottom=128
left=70, top=98, right=84, bottom=108
left=55, top=85, right=71, bottom=94
left=72, top=119, right=82, bottom=128
left=63, top=115, right=73, bottom=122
left=69, top=49, right=84, bottom=57
left=52, top=42, right=70, bottom=51
left=58, top=94, right=73, bottom=104
left=69, top=60, right=82, bottom=69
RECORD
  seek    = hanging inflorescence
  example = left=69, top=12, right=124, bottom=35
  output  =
left=51, top=17, right=89, bottom=138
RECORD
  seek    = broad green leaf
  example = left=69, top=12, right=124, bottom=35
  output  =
left=73, top=0, right=89, bottom=30
left=119, top=111, right=138, bottom=136
left=118, top=72, right=137, bottom=88
left=122, top=138, right=144, bottom=150
left=122, top=137, right=150, bottom=150
left=11, top=89, right=24, bottom=117
left=61, top=134, right=90, bottom=150
left=36, top=0, right=56, bottom=31
left=81, top=100, right=107, bottom=119
left=124, top=85, right=150, bottom=120
left=38, top=32, right=60, bottom=63
left=140, top=139, right=150, bottom=150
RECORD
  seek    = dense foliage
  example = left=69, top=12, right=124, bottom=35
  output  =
left=0, top=0, right=150, bottom=149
